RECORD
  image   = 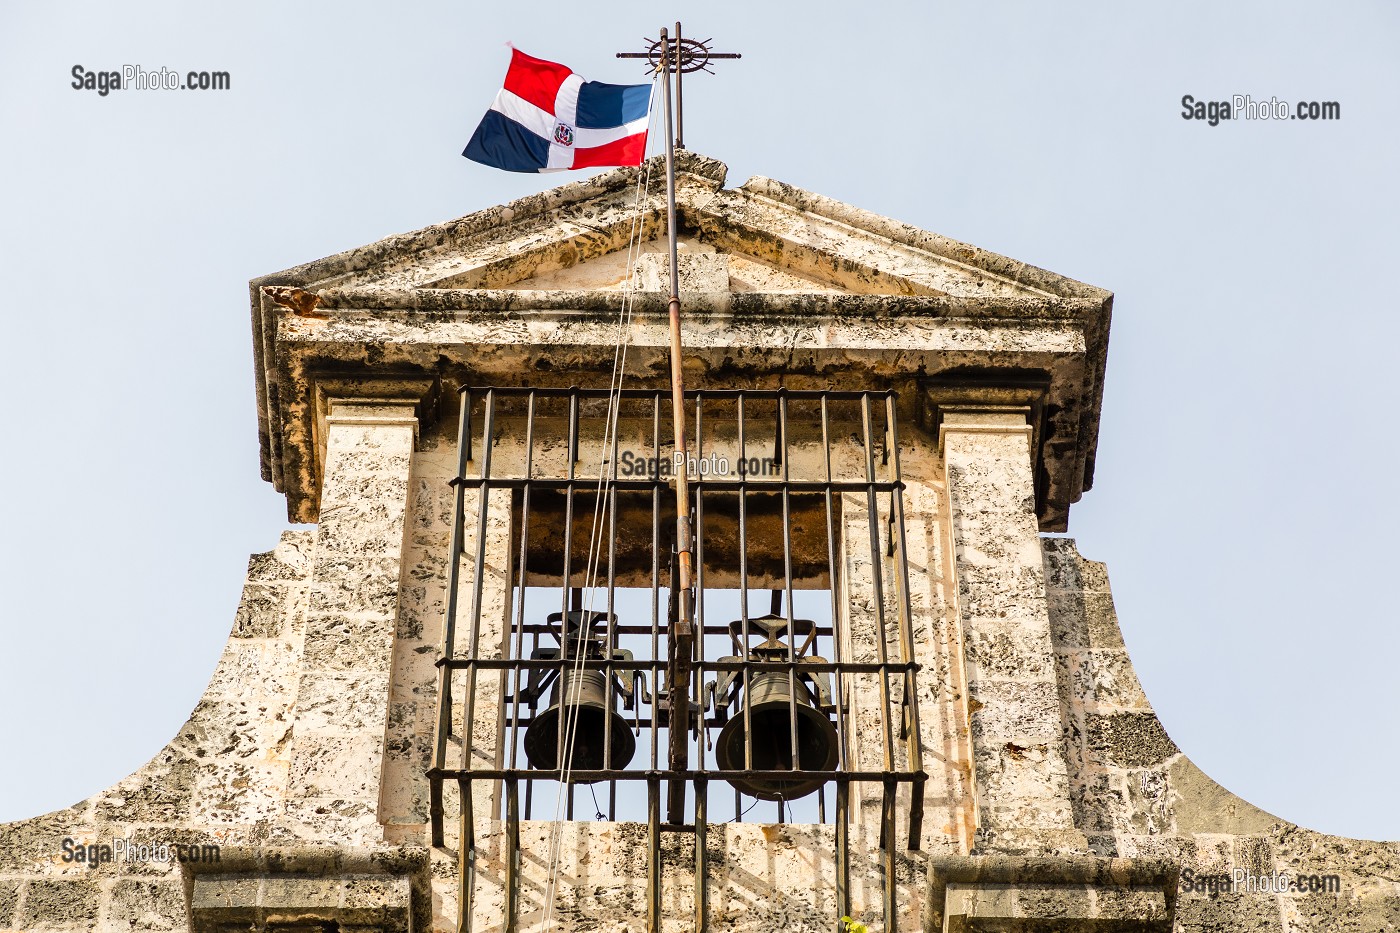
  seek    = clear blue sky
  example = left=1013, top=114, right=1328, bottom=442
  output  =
left=2, top=1, right=1397, bottom=840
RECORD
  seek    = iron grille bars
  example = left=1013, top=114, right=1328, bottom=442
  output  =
left=429, top=386, right=926, bottom=933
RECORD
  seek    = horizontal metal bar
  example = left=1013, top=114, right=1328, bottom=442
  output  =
left=616, top=52, right=744, bottom=60
left=450, top=476, right=903, bottom=494
left=430, top=767, right=927, bottom=783
left=511, top=623, right=835, bottom=638
left=438, top=657, right=919, bottom=674
left=488, top=713, right=839, bottom=731
left=462, top=386, right=896, bottom=401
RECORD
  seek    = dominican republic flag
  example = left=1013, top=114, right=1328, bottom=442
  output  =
left=463, top=49, right=652, bottom=173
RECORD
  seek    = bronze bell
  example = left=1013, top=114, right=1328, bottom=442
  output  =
left=523, top=610, right=636, bottom=781
left=711, top=615, right=838, bottom=801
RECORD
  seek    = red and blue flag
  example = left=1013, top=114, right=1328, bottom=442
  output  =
left=464, top=49, right=652, bottom=173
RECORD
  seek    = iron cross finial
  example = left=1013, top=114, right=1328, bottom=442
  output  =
left=616, top=22, right=741, bottom=149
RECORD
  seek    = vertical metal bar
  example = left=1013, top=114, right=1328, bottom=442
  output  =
left=604, top=393, right=621, bottom=819
left=821, top=395, right=849, bottom=778
left=528, top=621, right=540, bottom=820
left=693, top=391, right=706, bottom=784
left=458, top=776, right=474, bottom=933
left=882, top=780, right=897, bottom=933
left=508, top=393, right=537, bottom=774
left=836, top=778, right=850, bottom=933
left=886, top=392, right=926, bottom=849
left=504, top=777, right=520, bottom=933
left=651, top=393, right=662, bottom=773
left=822, top=395, right=853, bottom=928
left=778, top=391, right=800, bottom=778
left=457, top=391, right=497, bottom=933
left=660, top=27, right=696, bottom=826
left=772, top=394, right=783, bottom=466
left=887, top=491, right=897, bottom=559
left=695, top=390, right=705, bottom=646
left=464, top=391, right=474, bottom=463
left=461, top=390, right=498, bottom=850
left=569, top=389, right=581, bottom=465
left=694, top=777, right=709, bottom=933
left=557, top=391, right=580, bottom=777
left=432, top=389, right=473, bottom=847
left=647, top=778, right=662, bottom=933
left=673, top=21, right=685, bottom=149
left=861, top=395, right=896, bottom=776
left=736, top=394, right=753, bottom=775
left=660, top=23, right=693, bottom=619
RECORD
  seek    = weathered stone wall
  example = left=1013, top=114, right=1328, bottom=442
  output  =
left=5, top=153, right=1397, bottom=932
left=941, top=406, right=1081, bottom=856
left=0, top=397, right=438, bottom=931
left=4, top=442, right=1399, bottom=931
left=0, top=530, right=314, bottom=930
left=1040, top=538, right=1400, bottom=932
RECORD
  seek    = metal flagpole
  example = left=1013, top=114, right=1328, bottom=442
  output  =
left=619, top=22, right=741, bottom=828
left=658, top=24, right=695, bottom=828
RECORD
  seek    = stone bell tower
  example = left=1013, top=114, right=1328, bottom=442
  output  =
left=1, top=152, right=1397, bottom=933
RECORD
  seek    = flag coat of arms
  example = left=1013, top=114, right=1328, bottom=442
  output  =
left=464, top=49, right=652, bottom=173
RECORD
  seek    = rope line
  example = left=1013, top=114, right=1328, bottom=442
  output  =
left=537, top=73, right=661, bottom=933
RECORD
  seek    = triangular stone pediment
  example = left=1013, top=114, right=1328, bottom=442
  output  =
left=252, top=151, right=1112, bottom=530
left=295, top=152, right=1068, bottom=301
left=503, top=237, right=849, bottom=294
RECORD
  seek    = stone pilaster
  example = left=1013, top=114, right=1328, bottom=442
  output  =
left=285, top=399, right=419, bottom=844
left=939, top=405, right=1084, bottom=855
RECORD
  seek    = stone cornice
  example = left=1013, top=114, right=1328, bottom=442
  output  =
left=249, top=153, right=1112, bottom=530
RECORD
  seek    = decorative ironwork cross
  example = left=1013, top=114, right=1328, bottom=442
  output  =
left=617, top=22, right=741, bottom=148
